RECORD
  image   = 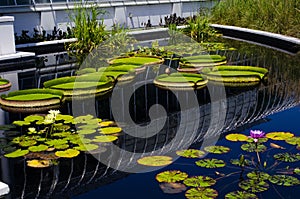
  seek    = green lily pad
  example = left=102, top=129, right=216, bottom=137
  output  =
left=27, top=159, right=51, bottom=168
left=176, top=149, right=206, bottom=158
left=69, top=138, right=91, bottom=145
left=24, top=115, right=44, bottom=123
left=137, top=156, right=173, bottom=167
left=269, top=175, right=300, bottom=186
left=266, top=132, right=294, bottom=140
left=286, top=137, right=300, bottom=145
left=45, top=139, right=68, bottom=146
left=159, top=182, right=187, bottom=194
left=100, top=127, right=122, bottom=135
left=239, top=180, right=269, bottom=193
left=54, top=144, right=69, bottom=150
left=93, top=135, right=118, bottom=142
left=78, top=124, right=100, bottom=130
left=55, top=149, right=80, bottom=158
left=28, top=144, right=49, bottom=152
left=19, top=140, right=37, bottom=147
left=74, top=144, right=99, bottom=151
left=273, top=152, right=300, bottom=162
left=56, top=114, right=74, bottom=123
left=74, top=115, right=94, bottom=123
left=183, top=176, right=216, bottom=187
left=99, top=121, right=115, bottom=127
left=13, top=120, right=30, bottom=126
left=5, top=149, right=29, bottom=158
left=185, top=188, right=218, bottom=199
left=195, top=158, right=226, bottom=168
left=225, top=191, right=258, bottom=199
left=204, top=146, right=230, bottom=154
left=241, top=143, right=266, bottom=152
left=225, top=133, right=249, bottom=142
left=156, top=170, right=188, bottom=183
left=77, top=129, right=96, bottom=135
left=230, top=159, right=252, bottom=167
left=247, top=171, right=270, bottom=181
left=294, top=168, right=300, bottom=175
left=52, top=132, right=72, bottom=138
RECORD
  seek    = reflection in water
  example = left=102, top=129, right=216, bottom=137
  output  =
left=2, top=40, right=300, bottom=198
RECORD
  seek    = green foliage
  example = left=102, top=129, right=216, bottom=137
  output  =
left=238, top=180, right=269, bottom=193
left=185, top=187, right=218, bottom=199
left=1, top=88, right=63, bottom=100
left=269, top=175, right=300, bottom=186
left=204, top=145, right=230, bottom=154
left=266, top=132, right=294, bottom=140
left=155, top=170, right=188, bottom=183
left=225, top=133, right=249, bottom=142
left=4, top=149, right=29, bottom=158
left=273, top=152, right=300, bottom=162
left=183, top=176, right=216, bottom=187
left=176, top=149, right=206, bottom=158
left=225, top=191, right=258, bottom=199
left=241, top=143, right=267, bottom=152
left=137, top=156, right=173, bottom=167
left=195, top=158, right=226, bottom=168
left=246, top=171, right=270, bottom=181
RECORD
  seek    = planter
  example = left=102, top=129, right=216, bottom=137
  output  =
left=0, top=78, right=11, bottom=92
left=0, top=88, right=63, bottom=113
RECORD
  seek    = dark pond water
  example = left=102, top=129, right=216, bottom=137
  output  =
left=1, top=37, right=300, bottom=199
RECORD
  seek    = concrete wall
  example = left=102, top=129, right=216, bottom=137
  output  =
left=0, top=0, right=216, bottom=36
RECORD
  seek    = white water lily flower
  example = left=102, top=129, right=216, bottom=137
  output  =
left=49, top=110, right=60, bottom=116
left=28, top=127, right=36, bottom=133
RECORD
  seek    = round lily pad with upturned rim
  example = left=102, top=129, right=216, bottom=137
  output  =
left=137, top=155, right=173, bottom=167
left=183, top=176, right=216, bottom=187
left=269, top=175, right=300, bottom=186
left=185, top=187, right=218, bottom=199
left=225, top=191, right=258, bottom=199
left=195, top=158, right=226, bottom=168
left=176, top=149, right=206, bottom=158
left=204, top=145, right=230, bottom=154
left=155, top=170, right=188, bottom=183
left=0, top=78, right=11, bottom=92
left=108, top=55, right=163, bottom=66
left=225, top=133, right=249, bottom=142
left=239, top=179, right=269, bottom=193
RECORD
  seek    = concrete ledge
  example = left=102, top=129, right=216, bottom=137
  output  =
left=0, top=181, right=9, bottom=197
left=0, top=51, right=35, bottom=61
left=211, top=24, right=300, bottom=54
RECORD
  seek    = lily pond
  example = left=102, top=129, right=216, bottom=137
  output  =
left=0, top=36, right=300, bottom=199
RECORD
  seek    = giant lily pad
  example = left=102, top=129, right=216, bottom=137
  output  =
left=269, top=175, right=300, bottom=186
left=204, top=146, right=230, bottom=154
left=266, top=132, right=294, bottom=140
left=156, top=170, right=188, bottom=183
left=225, top=133, right=249, bottom=142
left=195, top=158, right=226, bottom=168
left=137, top=156, right=173, bottom=167
left=247, top=171, right=270, bottom=181
left=4, top=149, right=29, bottom=158
left=238, top=180, right=269, bottom=193
left=185, top=187, right=218, bottom=199
left=241, top=143, right=266, bottom=152
left=26, top=159, right=51, bottom=168
left=92, top=135, right=118, bottom=142
left=28, top=144, right=49, bottom=152
left=225, top=191, right=258, bottom=199
left=159, top=182, right=187, bottom=194
left=183, top=176, right=216, bottom=187
left=55, top=149, right=80, bottom=158
left=100, top=127, right=122, bottom=135
left=273, top=152, right=300, bottom=162
left=176, top=149, right=206, bottom=158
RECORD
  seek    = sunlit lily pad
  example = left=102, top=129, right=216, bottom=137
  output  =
left=137, top=156, right=173, bottom=167
left=183, top=176, right=216, bottom=187
left=45, top=139, right=68, bottom=146
left=266, top=132, right=294, bottom=140
left=54, top=144, right=69, bottom=150
left=241, top=143, right=266, bottom=152
left=225, top=191, right=258, bottom=199
left=55, top=149, right=80, bottom=158
left=156, top=170, right=188, bottom=183
left=73, top=115, right=94, bottom=123
left=13, top=120, right=30, bottom=126
left=273, top=152, right=300, bottom=162
left=159, top=182, right=187, bottom=194
left=185, top=188, right=218, bottom=199
left=77, top=129, right=96, bottom=135
left=4, top=149, right=29, bottom=158
left=19, top=140, right=37, bottom=147
left=176, top=149, right=206, bottom=158
left=99, top=121, right=115, bottom=127
left=204, top=146, right=230, bottom=154
left=195, top=158, right=226, bottom=168
left=285, top=137, right=300, bottom=145
left=239, top=180, right=269, bottom=193
left=93, top=135, right=118, bottom=142
left=225, top=134, right=248, bottom=142
left=28, top=144, right=49, bottom=152
left=269, top=175, right=300, bottom=186
left=78, top=124, right=100, bottom=130
left=74, top=144, right=99, bottom=151
left=246, top=137, right=268, bottom=143
left=27, top=159, right=51, bottom=168
left=24, top=115, right=44, bottom=123
left=100, top=127, right=122, bottom=135
left=247, top=171, right=270, bottom=181
left=56, top=114, right=74, bottom=123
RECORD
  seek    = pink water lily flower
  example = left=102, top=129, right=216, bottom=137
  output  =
left=250, top=130, right=265, bottom=143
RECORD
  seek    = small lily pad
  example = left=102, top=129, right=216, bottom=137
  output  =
left=294, top=168, right=300, bottom=175
left=204, top=146, right=230, bottom=154
left=45, top=139, right=68, bottom=146
left=5, top=149, right=29, bottom=158
left=225, top=134, right=248, bottom=142
left=273, top=152, right=300, bottom=162
left=74, top=144, right=99, bottom=151
left=246, top=137, right=268, bottom=143
left=93, top=135, right=118, bottom=142
left=266, top=132, right=294, bottom=141
left=230, top=159, right=251, bottom=167
left=77, top=129, right=96, bottom=135
left=99, top=121, right=115, bottom=127
left=100, top=127, right=122, bottom=135
left=195, top=158, right=226, bottom=168
left=54, top=144, right=69, bottom=150
left=241, top=143, right=266, bottom=152
left=27, top=159, right=51, bottom=168
left=28, top=144, right=49, bottom=152
left=13, top=120, right=31, bottom=126
left=24, top=115, right=44, bottom=123
left=183, top=176, right=216, bottom=187
left=185, top=188, right=218, bottom=199
left=176, top=149, right=206, bottom=158
left=78, top=124, right=100, bottom=130
left=225, top=191, right=258, bottom=199
left=239, top=180, right=269, bottom=193
left=159, top=182, right=187, bottom=194
left=19, top=140, right=37, bottom=147
left=156, top=170, right=188, bottom=183
left=55, top=149, right=80, bottom=158
left=137, top=156, right=173, bottom=167
left=269, top=175, right=300, bottom=186
left=286, top=137, right=300, bottom=145
left=247, top=171, right=270, bottom=181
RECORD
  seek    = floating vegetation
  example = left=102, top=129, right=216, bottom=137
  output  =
left=4, top=149, right=29, bottom=158
left=224, top=191, right=258, bottom=199
left=195, top=158, right=226, bottom=168
left=26, top=159, right=51, bottom=168
left=176, top=149, right=206, bottom=158
left=285, top=137, right=300, bottom=145
left=241, top=143, right=267, bottom=152
left=266, top=132, right=294, bottom=140
left=137, top=156, right=173, bottom=167
left=55, top=149, right=80, bottom=158
left=159, top=182, right=187, bottom=194
left=92, top=135, right=118, bottom=142
left=204, top=145, right=230, bottom=154
left=225, top=133, right=249, bottom=142
left=238, top=180, right=269, bottom=193
left=246, top=171, right=270, bottom=181
left=273, top=152, right=300, bottom=162
left=269, top=175, right=300, bottom=186
left=183, top=176, right=216, bottom=187
left=100, top=127, right=122, bottom=135
left=185, top=187, right=218, bottom=199
left=155, top=170, right=188, bottom=183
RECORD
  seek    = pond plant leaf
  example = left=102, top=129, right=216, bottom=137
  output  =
left=28, top=144, right=49, bottom=152
left=294, top=168, right=300, bottom=175
left=26, top=159, right=51, bottom=168
left=77, top=129, right=96, bottom=135
left=159, top=182, right=187, bottom=194
left=99, top=121, right=115, bottom=127
left=195, top=158, right=226, bottom=168
left=74, top=115, right=94, bottom=123
left=266, top=132, right=294, bottom=141
left=13, top=120, right=31, bottom=126
left=246, top=137, right=268, bottom=143
left=225, top=134, right=248, bottom=142
left=204, top=146, right=230, bottom=154
left=285, top=137, right=300, bottom=145
left=183, top=176, right=216, bottom=187
left=185, top=187, right=218, bottom=199
left=45, top=139, right=68, bottom=146
left=78, top=124, right=100, bottom=130
left=55, top=149, right=80, bottom=158
left=230, top=158, right=251, bottom=167
left=54, top=144, right=69, bottom=150
left=238, top=179, right=269, bottom=193
left=273, top=152, right=300, bottom=162
left=74, top=144, right=99, bottom=151
left=100, top=127, right=122, bottom=135
left=24, top=115, right=44, bottom=123
left=137, top=156, right=173, bottom=167
left=176, top=149, right=206, bottom=158
left=246, top=171, right=270, bottom=181
left=93, top=135, right=118, bottom=142
left=156, top=170, right=188, bottom=183
left=4, top=149, right=29, bottom=158
left=225, top=191, right=258, bottom=199
left=269, top=175, right=300, bottom=186
left=241, top=143, right=266, bottom=152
